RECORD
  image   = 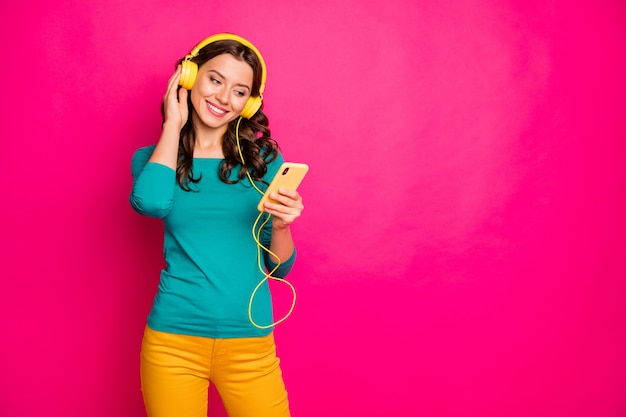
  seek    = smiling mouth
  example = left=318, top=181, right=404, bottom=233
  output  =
left=207, top=102, right=227, bottom=116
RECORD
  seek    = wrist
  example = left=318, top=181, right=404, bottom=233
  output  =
left=272, top=218, right=291, bottom=231
left=162, top=120, right=184, bottom=133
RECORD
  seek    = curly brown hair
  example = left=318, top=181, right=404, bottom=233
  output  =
left=166, top=39, right=279, bottom=191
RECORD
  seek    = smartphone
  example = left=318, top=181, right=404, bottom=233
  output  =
left=257, top=162, right=309, bottom=211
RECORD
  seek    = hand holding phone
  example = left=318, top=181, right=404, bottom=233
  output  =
left=257, top=163, right=309, bottom=212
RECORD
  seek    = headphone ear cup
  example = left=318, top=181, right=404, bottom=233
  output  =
left=240, top=95, right=262, bottom=119
left=179, top=60, right=198, bottom=90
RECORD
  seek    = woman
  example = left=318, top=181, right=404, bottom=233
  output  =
left=130, top=33, right=302, bottom=417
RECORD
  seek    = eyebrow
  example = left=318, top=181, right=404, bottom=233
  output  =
left=209, top=69, right=251, bottom=91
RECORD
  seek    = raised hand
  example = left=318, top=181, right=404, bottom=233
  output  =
left=263, top=188, right=305, bottom=230
left=163, top=65, right=189, bottom=130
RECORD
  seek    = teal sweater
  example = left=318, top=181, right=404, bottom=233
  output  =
left=130, top=145, right=296, bottom=338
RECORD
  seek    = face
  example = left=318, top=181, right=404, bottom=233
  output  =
left=190, top=53, right=254, bottom=132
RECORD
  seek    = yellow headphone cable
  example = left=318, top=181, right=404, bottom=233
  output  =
left=236, top=117, right=297, bottom=329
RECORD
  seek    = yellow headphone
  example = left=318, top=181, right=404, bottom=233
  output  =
left=178, top=33, right=267, bottom=119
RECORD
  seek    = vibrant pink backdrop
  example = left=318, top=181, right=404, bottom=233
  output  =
left=1, top=0, right=625, bottom=416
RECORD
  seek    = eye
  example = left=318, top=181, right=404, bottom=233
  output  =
left=210, top=77, right=221, bottom=85
left=234, top=90, right=246, bottom=97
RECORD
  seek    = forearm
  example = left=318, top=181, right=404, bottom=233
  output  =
left=269, top=224, right=295, bottom=264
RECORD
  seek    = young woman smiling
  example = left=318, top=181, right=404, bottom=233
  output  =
left=130, top=34, right=303, bottom=417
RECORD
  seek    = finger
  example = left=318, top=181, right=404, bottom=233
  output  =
left=169, top=65, right=182, bottom=85
left=277, top=188, right=300, bottom=199
left=165, top=66, right=182, bottom=98
left=178, top=86, right=188, bottom=104
left=270, top=192, right=303, bottom=210
left=268, top=208, right=295, bottom=225
left=271, top=208, right=300, bottom=227
left=264, top=201, right=303, bottom=220
left=267, top=193, right=293, bottom=208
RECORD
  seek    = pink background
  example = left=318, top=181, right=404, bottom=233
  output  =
left=1, top=0, right=625, bottom=416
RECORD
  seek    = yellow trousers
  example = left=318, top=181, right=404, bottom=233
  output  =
left=140, top=326, right=290, bottom=417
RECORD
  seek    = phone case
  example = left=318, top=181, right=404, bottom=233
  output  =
left=257, top=162, right=309, bottom=211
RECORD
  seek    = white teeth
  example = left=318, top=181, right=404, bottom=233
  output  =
left=208, top=103, right=226, bottom=114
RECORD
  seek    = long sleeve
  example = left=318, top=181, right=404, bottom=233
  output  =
left=259, top=205, right=297, bottom=278
left=130, top=145, right=176, bottom=218
left=263, top=245, right=297, bottom=278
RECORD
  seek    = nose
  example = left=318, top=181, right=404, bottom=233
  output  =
left=215, top=88, right=228, bottom=104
